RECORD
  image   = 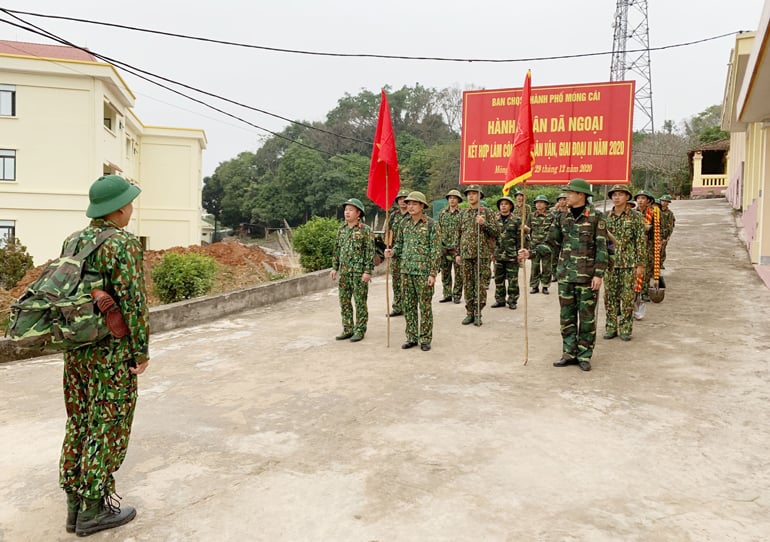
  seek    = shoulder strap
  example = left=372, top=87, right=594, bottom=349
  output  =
left=73, top=228, right=120, bottom=262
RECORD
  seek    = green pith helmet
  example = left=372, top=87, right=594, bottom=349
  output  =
left=564, top=178, right=595, bottom=197
left=607, top=184, right=633, bottom=198
left=404, top=191, right=429, bottom=207
left=634, top=189, right=655, bottom=202
left=395, top=188, right=411, bottom=200
left=342, top=197, right=365, bottom=214
left=496, top=196, right=514, bottom=209
left=533, top=194, right=549, bottom=204
left=445, top=189, right=464, bottom=201
left=659, top=194, right=672, bottom=202
left=557, top=192, right=567, bottom=200
left=463, top=184, right=485, bottom=198
left=86, top=175, right=141, bottom=218
left=514, top=189, right=525, bottom=197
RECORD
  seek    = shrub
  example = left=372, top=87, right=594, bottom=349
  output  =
left=0, top=237, right=34, bottom=289
left=151, top=253, right=217, bottom=304
left=292, top=216, right=340, bottom=271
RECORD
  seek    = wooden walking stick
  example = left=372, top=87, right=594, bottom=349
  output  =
left=520, top=183, right=529, bottom=365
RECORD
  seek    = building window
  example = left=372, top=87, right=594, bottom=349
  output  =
left=0, top=149, right=16, bottom=181
left=0, top=220, right=15, bottom=248
left=0, top=84, right=15, bottom=116
left=103, top=100, right=117, bottom=131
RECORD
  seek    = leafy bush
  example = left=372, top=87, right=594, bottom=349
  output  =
left=0, top=237, right=34, bottom=289
left=151, top=253, right=217, bottom=304
left=292, top=216, right=340, bottom=271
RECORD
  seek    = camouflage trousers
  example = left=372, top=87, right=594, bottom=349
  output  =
left=493, top=259, right=520, bottom=304
left=558, top=281, right=600, bottom=363
left=551, top=250, right=559, bottom=279
left=604, top=266, right=636, bottom=335
left=440, top=255, right=463, bottom=300
left=402, top=273, right=434, bottom=343
left=390, top=257, right=404, bottom=312
left=338, top=271, right=369, bottom=335
left=462, top=258, right=491, bottom=316
left=661, top=240, right=669, bottom=266
left=643, top=240, right=657, bottom=298
left=529, top=251, right=552, bottom=288
left=60, top=342, right=137, bottom=500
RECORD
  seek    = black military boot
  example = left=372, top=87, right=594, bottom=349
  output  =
left=76, top=494, right=136, bottom=537
left=66, top=491, right=80, bottom=533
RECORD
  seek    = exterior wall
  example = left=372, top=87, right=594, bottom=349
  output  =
left=0, top=49, right=206, bottom=266
left=725, top=132, right=745, bottom=208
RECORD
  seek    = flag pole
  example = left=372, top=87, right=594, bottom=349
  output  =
left=520, top=182, right=529, bottom=365
left=384, top=166, right=391, bottom=348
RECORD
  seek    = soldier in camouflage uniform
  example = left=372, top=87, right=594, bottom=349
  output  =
left=491, top=195, right=523, bottom=310
left=522, top=178, right=607, bottom=372
left=331, top=198, right=375, bottom=342
left=659, top=194, right=676, bottom=268
left=59, top=175, right=148, bottom=536
left=603, top=185, right=646, bottom=341
left=634, top=190, right=657, bottom=302
left=528, top=195, right=554, bottom=294
left=513, top=189, right=532, bottom=220
left=455, top=185, right=500, bottom=326
left=385, top=191, right=441, bottom=351
left=437, top=189, right=464, bottom=304
left=386, top=188, right=411, bottom=316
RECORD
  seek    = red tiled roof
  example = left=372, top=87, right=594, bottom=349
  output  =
left=0, top=39, right=97, bottom=62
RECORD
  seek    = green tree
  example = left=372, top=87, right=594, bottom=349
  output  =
left=0, top=237, right=34, bottom=289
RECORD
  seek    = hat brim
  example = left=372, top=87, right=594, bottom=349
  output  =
left=608, top=188, right=632, bottom=198
left=86, top=183, right=141, bottom=218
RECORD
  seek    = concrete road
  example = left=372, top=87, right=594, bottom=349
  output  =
left=1, top=198, right=769, bottom=541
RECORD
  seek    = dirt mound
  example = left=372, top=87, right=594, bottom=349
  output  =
left=1, top=240, right=295, bottom=317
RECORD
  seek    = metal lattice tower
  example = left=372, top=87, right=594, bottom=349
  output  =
left=610, top=0, right=654, bottom=133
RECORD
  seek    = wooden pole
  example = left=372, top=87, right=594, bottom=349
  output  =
left=384, top=167, right=391, bottom=347
left=520, top=183, right=529, bottom=365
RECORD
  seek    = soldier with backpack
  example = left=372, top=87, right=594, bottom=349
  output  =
left=59, top=175, right=149, bottom=536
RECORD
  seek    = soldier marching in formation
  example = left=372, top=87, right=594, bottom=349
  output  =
left=634, top=189, right=658, bottom=302
left=603, top=185, right=646, bottom=342
left=528, top=194, right=554, bottom=295
left=491, top=195, right=524, bottom=310
left=659, top=194, right=676, bottom=268
left=330, top=198, right=375, bottom=342
left=438, top=189, right=464, bottom=304
left=384, top=191, right=441, bottom=351
left=455, top=185, right=500, bottom=326
left=386, top=188, right=411, bottom=316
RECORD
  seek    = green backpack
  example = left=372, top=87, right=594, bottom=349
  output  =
left=5, top=228, right=118, bottom=352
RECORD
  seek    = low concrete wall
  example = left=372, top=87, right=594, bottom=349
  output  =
left=0, top=269, right=333, bottom=363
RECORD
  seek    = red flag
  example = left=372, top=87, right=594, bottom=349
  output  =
left=367, top=90, right=401, bottom=209
left=503, top=70, right=535, bottom=195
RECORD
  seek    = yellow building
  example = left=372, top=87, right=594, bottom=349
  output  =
left=0, top=40, right=207, bottom=265
left=722, top=4, right=770, bottom=282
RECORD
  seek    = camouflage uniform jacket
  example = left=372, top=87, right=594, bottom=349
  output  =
left=392, top=215, right=441, bottom=276
left=386, top=210, right=409, bottom=248
left=456, top=206, right=500, bottom=260
left=514, top=203, right=532, bottom=221
left=333, top=221, right=375, bottom=274
left=660, top=208, right=676, bottom=241
left=528, top=210, right=554, bottom=247
left=494, top=212, right=523, bottom=261
left=548, top=206, right=608, bottom=284
left=605, top=205, right=646, bottom=269
left=63, top=218, right=149, bottom=364
left=437, top=206, right=462, bottom=256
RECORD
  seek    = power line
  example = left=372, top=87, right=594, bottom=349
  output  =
left=0, top=7, right=745, bottom=63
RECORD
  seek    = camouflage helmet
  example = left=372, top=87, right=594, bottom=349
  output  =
left=463, top=184, right=485, bottom=198
left=496, top=196, right=515, bottom=209
left=342, top=197, right=365, bottom=215
left=607, top=184, right=633, bottom=198
left=659, top=194, right=672, bottom=202
left=634, top=189, right=655, bottom=202
left=533, top=194, right=550, bottom=204
left=404, top=191, right=429, bottom=208
left=395, top=188, right=411, bottom=200
left=564, top=178, right=595, bottom=197
left=513, top=189, right=525, bottom=197
left=86, top=175, right=141, bottom=218
left=445, top=189, right=464, bottom=202
left=557, top=192, right=567, bottom=200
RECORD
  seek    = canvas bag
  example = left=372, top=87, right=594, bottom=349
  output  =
left=5, top=228, right=118, bottom=351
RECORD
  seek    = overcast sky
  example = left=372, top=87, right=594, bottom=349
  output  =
left=0, top=1, right=764, bottom=176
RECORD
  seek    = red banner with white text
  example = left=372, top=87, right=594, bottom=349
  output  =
left=461, top=80, right=635, bottom=186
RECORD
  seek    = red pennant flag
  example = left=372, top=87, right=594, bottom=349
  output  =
left=367, top=90, right=401, bottom=209
left=503, top=70, right=535, bottom=195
